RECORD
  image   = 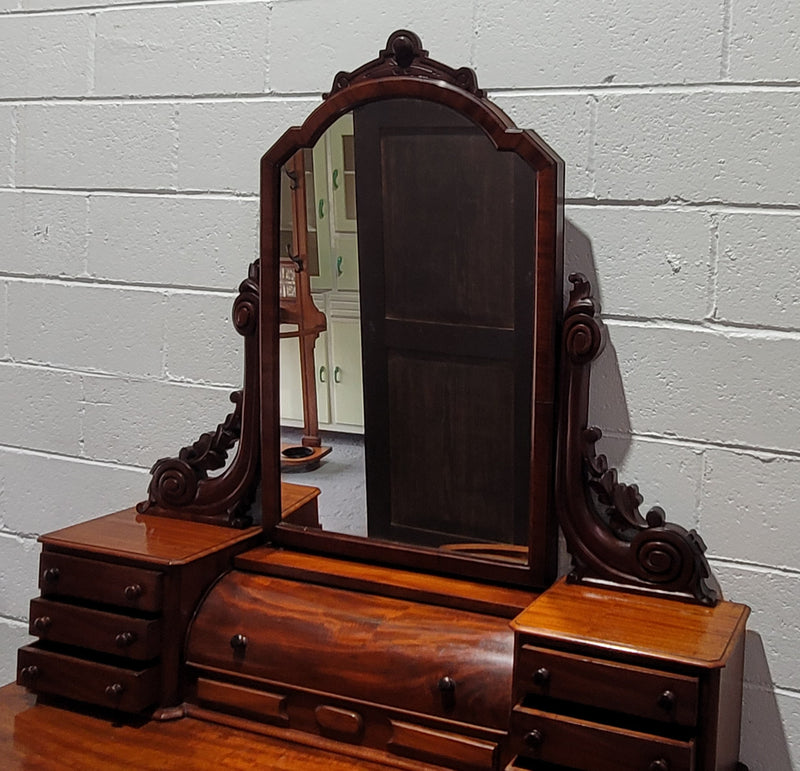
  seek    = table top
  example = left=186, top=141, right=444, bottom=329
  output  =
left=0, top=683, right=399, bottom=770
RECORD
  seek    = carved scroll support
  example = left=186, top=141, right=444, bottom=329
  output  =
left=557, top=273, right=721, bottom=605
left=137, top=261, right=261, bottom=528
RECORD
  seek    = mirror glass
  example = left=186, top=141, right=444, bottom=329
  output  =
left=278, top=99, right=537, bottom=565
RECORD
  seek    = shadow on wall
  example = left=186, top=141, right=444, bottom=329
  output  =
left=740, top=631, right=793, bottom=771
left=564, top=218, right=632, bottom=468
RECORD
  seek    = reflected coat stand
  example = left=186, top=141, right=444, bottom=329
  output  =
left=11, top=31, right=749, bottom=771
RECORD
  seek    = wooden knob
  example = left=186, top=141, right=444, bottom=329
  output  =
left=42, top=567, right=60, bottom=583
left=33, top=616, right=52, bottom=633
left=532, top=667, right=551, bottom=686
left=524, top=729, right=544, bottom=748
left=230, top=633, right=248, bottom=651
left=649, top=760, right=669, bottom=771
left=20, top=665, right=40, bottom=681
left=657, top=689, right=676, bottom=711
left=438, top=676, right=456, bottom=692
left=123, top=584, right=143, bottom=601
left=105, top=683, right=125, bottom=698
left=115, top=631, right=137, bottom=648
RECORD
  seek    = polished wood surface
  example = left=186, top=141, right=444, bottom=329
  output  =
left=511, top=578, right=749, bottom=667
left=235, top=546, right=538, bottom=617
left=0, top=683, right=401, bottom=770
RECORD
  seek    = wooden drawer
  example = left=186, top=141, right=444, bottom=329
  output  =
left=39, top=552, right=162, bottom=613
left=17, top=644, right=160, bottom=713
left=511, top=704, right=695, bottom=771
left=29, top=598, right=162, bottom=661
left=517, top=644, right=699, bottom=727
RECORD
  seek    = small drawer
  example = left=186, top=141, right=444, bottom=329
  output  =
left=17, top=644, right=160, bottom=713
left=511, top=704, right=695, bottom=771
left=29, top=598, right=162, bottom=660
left=517, top=644, right=699, bottom=727
left=39, top=552, right=162, bottom=613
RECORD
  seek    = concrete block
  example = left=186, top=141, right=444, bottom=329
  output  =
left=474, top=0, right=722, bottom=88
left=269, top=0, right=474, bottom=94
left=717, top=212, right=800, bottom=330
left=17, top=103, right=178, bottom=190
left=0, top=619, right=33, bottom=687
left=566, top=206, right=711, bottom=320
left=95, top=3, right=268, bottom=97
left=0, top=534, right=39, bottom=620
left=7, top=281, right=166, bottom=377
left=164, top=291, right=243, bottom=387
left=594, top=92, right=800, bottom=206
left=0, top=448, right=148, bottom=535
left=490, top=94, right=593, bottom=198
left=81, top=375, right=236, bottom=467
left=593, top=435, right=704, bottom=531
left=86, top=194, right=258, bottom=289
left=176, top=98, right=317, bottom=194
left=701, top=449, right=800, bottom=570
left=740, top=684, right=800, bottom=771
left=21, top=0, right=170, bottom=7
left=0, top=190, right=87, bottom=277
left=729, top=0, right=800, bottom=82
left=0, top=281, right=6, bottom=357
left=712, top=563, right=800, bottom=693
left=0, top=105, right=13, bottom=187
left=0, top=14, right=90, bottom=98
left=590, top=323, right=800, bottom=453
left=0, top=362, right=82, bottom=455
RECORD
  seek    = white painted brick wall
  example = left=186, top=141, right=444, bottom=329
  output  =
left=1, top=1, right=798, bottom=767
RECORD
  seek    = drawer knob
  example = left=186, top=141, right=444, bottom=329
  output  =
left=230, top=633, right=248, bottom=651
left=42, top=567, right=60, bottom=583
left=124, top=584, right=143, bottom=601
left=524, top=729, right=544, bottom=749
left=105, top=682, right=125, bottom=698
left=20, top=665, right=40, bottom=682
left=438, top=676, right=456, bottom=692
left=649, top=760, right=670, bottom=771
left=532, top=667, right=551, bottom=686
left=115, top=631, right=138, bottom=648
left=658, top=689, right=676, bottom=711
left=33, top=616, right=52, bottom=633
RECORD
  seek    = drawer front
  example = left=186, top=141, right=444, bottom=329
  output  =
left=511, top=705, right=695, bottom=771
left=17, top=644, right=160, bottom=713
left=517, top=644, right=699, bottom=727
left=40, top=552, right=162, bottom=612
left=29, top=598, right=162, bottom=660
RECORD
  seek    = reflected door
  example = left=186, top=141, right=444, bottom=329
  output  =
left=354, top=99, right=537, bottom=549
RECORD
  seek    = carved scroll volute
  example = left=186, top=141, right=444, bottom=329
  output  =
left=557, top=273, right=721, bottom=605
left=136, top=261, right=261, bottom=528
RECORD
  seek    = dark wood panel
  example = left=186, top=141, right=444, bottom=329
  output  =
left=186, top=572, right=514, bottom=730
left=234, top=546, right=538, bottom=617
left=29, top=598, right=162, bottom=661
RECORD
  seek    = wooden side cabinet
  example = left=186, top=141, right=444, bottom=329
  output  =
left=507, top=580, right=749, bottom=771
left=16, top=509, right=261, bottom=717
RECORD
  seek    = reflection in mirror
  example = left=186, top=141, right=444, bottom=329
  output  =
left=278, top=101, right=537, bottom=565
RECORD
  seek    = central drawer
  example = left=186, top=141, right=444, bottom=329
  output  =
left=29, top=598, right=162, bottom=660
left=510, top=704, right=695, bottom=771
left=517, top=644, right=699, bottom=727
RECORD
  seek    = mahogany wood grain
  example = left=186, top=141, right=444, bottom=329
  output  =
left=0, top=683, right=401, bottom=770
left=186, top=572, right=514, bottom=729
left=511, top=578, right=749, bottom=668
left=235, top=546, right=538, bottom=617
left=195, top=677, right=288, bottom=725
left=316, top=704, right=365, bottom=737
left=388, top=720, right=498, bottom=769
left=510, top=704, right=695, bottom=771
left=515, top=644, right=699, bottom=727
left=29, top=598, right=162, bottom=660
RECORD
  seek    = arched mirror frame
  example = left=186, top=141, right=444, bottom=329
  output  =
left=259, top=33, right=564, bottom=588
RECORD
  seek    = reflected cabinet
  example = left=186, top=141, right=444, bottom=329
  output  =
left=16, top=31, right=749, bottom=771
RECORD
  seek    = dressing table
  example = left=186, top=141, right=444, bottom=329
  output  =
left=12, top=31, right=749, bottom=771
